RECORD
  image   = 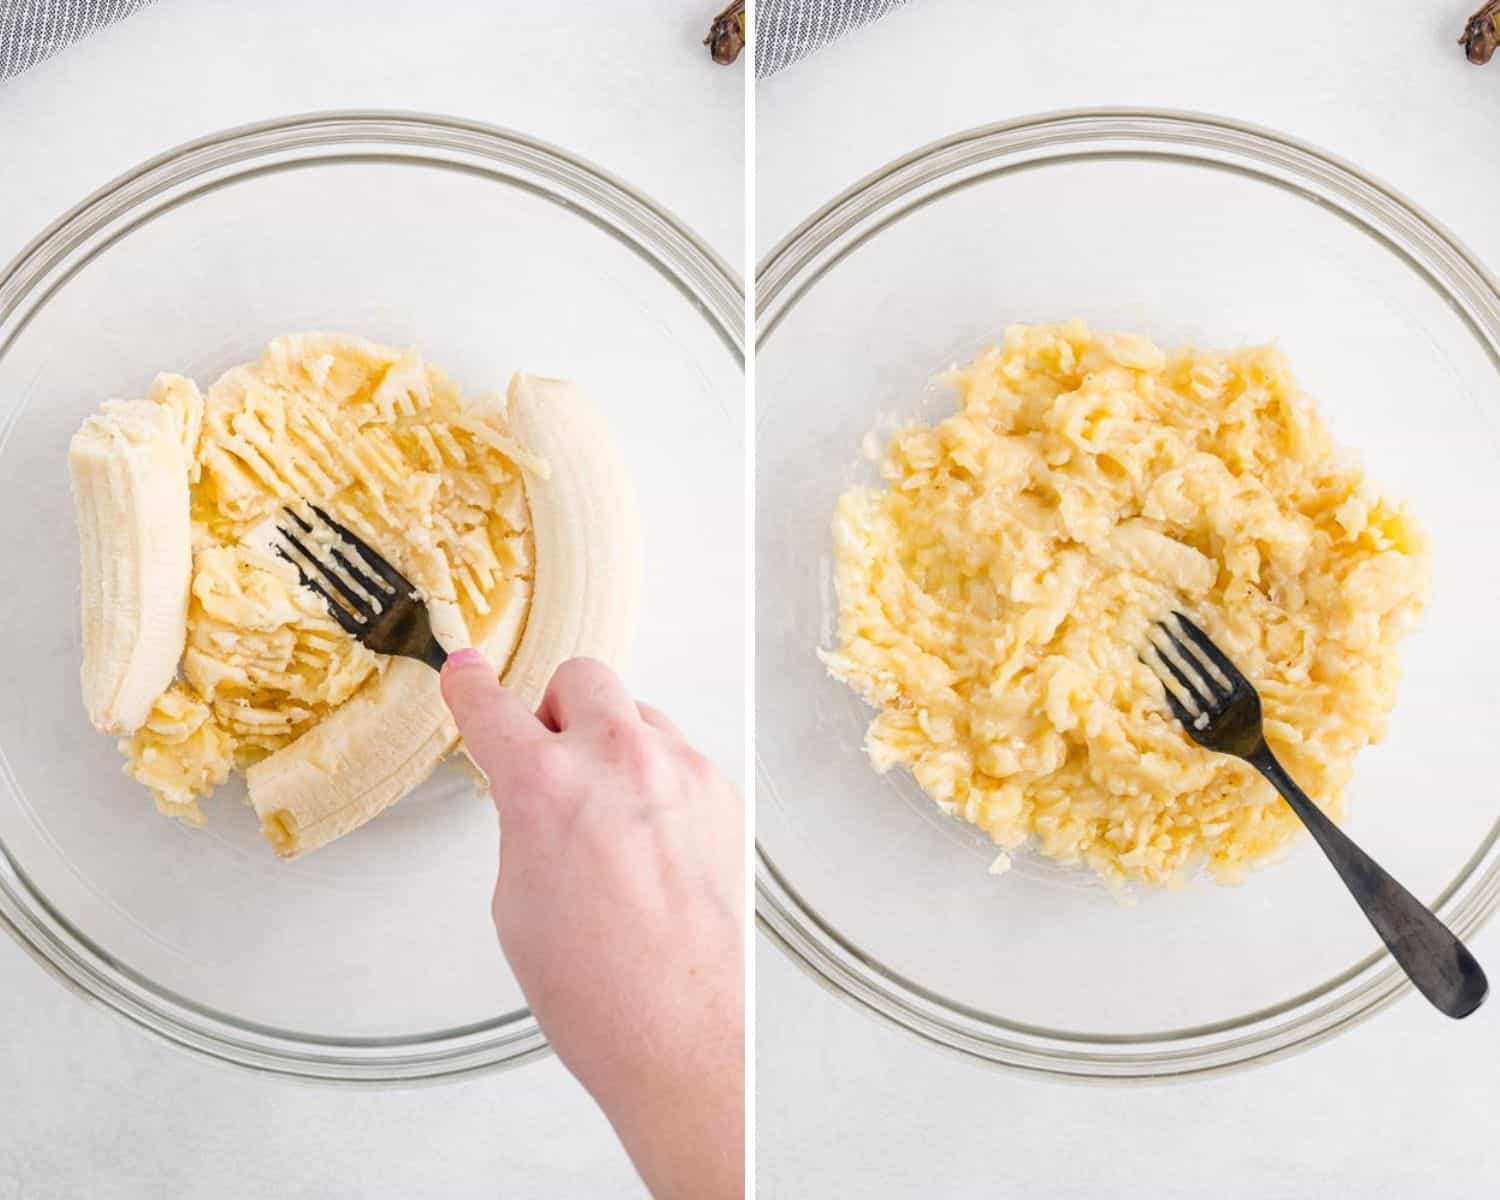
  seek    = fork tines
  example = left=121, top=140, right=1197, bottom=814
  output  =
left=1144, top=612, right=1242, bottom=730
left=272, top=505, right=404, bottom=635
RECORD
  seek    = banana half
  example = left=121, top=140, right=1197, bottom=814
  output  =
left=245, top=374, right=642, bottom=859
left=69, top=399, right=193, bottom=734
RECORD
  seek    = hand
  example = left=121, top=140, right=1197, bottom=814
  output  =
left=441, top=651, right=744, bottom=1200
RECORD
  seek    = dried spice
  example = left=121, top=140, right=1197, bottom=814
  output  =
left=1461, top=1, right=1499, bottom=64
left=705, top=1, right=747, bottom=65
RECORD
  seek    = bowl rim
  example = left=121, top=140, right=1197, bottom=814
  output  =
left=0, top=108, right=744, bottom=1085
left=753, top=106, right=1500, bottom=1082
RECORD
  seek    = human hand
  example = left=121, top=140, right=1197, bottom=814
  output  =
left=441, top=651, right=744, bottom=1200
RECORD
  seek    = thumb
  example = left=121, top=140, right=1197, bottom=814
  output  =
left=441, top=648, right=546, bottom=782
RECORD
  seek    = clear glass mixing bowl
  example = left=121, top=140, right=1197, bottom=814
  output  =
left=756, top=110, right=1500, bottom=1080
left=0, top=112, right=743, bottom=1082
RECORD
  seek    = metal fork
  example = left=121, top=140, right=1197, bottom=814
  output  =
left=272, top=505, right=448, bottom=672
left=1145, top=611, right=1487, bottom=1019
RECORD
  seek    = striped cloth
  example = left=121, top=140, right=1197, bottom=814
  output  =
left=756, top=0, right=911, bottom=77
left=1, top=0, right=155, bottom=80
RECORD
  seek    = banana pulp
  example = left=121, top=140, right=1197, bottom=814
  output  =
left=69, top=334, right=640, bottom=858
left=824, top=322, right=1428, bottom=888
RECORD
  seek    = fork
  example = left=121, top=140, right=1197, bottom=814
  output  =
left=1145, top=611, right=1488, bottom=1019
left=272, top=505, right=449, bottom=672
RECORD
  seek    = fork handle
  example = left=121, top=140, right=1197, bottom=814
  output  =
left=1249, top=746, right=1488, bottom=1019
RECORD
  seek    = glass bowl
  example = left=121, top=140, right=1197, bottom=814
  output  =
left=755, top=109, right=1500, bottom=1081
left=0, top=111, right=743, bottom=1082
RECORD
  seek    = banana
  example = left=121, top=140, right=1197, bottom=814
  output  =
left=500, top=373, right=643, bottom=703
left=245, top=374, right=641, bottom=859
left=69, top=399, right=193, bottom=734
left=245, top=584, right=528, bottom=857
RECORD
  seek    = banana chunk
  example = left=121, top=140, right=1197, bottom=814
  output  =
left=501, top=373, right=643, bottom=703
left=72, top=338, right=639, bottom=859
left=246, top=374, right=640, bottom=859
left=69, top=398, right=193, bottom=734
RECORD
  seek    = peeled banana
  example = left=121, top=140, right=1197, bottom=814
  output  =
left=72, top=338, right=639, bottom=860
left=245, top=375, right=641, bottom=859
left=501, top=373, right=643, bottom=704
left=69, top=399, right=193, bottom=734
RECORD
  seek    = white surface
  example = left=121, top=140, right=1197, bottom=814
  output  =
left=757, top=0, right=1500, bottom=1195
left=0, top=2, right=742, bottom=1197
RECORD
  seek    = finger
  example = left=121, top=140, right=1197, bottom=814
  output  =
left=441, top=648, right=548, bottom=782
left=537, top=657, right=637, bottom=731
left=636, top=701, right=684, bottom=741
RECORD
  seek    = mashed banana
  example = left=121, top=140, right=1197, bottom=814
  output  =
left=823, top=322, right=1428, bottom=886
left=121, top=335, right=535, bottom=824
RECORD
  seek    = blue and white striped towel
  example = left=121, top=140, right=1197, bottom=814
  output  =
left=1, top=0, right=156, bottom=80
left=756, top=0, right=912, bottom=77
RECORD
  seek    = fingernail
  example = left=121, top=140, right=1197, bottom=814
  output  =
left=444, top=648, right=488, bottom=672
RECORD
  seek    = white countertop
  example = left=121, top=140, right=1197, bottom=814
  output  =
left=757, top=0, right=1500, bottom=1195
left=0, top=3, right=742, bottom=1197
